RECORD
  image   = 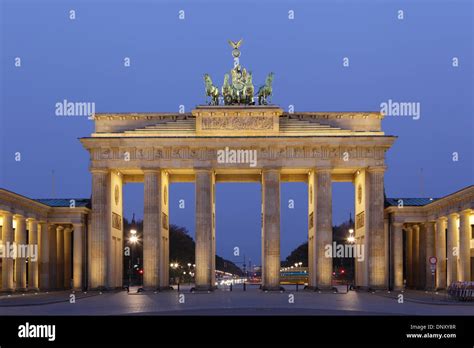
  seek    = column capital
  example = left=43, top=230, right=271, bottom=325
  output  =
left=90, top=168, right=109, bottom=174
left=391, top=222, right=404, bottom=227
left=436, top=216, right=448, bottom=222
left=367, top=166, right=386, bottom=173
left=194, top=168, right=213, bottom=173
left=411, top=224, right=420, bottom=231
left=143, top=168, right=161, bottom=174
left=448, top=212, right=459, bottom=219
left=315, top=167, right=332, bottom=174
left=72, top=222, right=83, bottom=229
left=56, top=225, right=65, bottom=232
left=14, top=215, right=26, bottom=221
left=459, top=209, right=471, bottom=216
left=1, top=210, right=13, bottom=216
left=64, top=227, right=72, bottom=233
left=262, top=167, right=281, bottom=173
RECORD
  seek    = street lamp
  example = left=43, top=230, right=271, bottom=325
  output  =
left=128, top=213, right=139, bottom=287
left=347, top=228, right=355, bottom=243
left=347, top=227, right=355, bottom=289
left=130, top=213, right=137, bottom=235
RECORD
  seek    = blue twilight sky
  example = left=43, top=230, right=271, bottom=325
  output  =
left=0, top=0, right=472, bottom=264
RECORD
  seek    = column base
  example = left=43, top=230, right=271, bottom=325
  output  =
left=191, top=285, right=215, bottom=292
left=368, top=286, right=389, bottom=291
left=0, top=289, right=15, bottom=294
left=87, top=286, right=119, bottom=292
left=261, top=285, right=284, bottom=292
left=304, top=285, right=334, bottom=292
left=140, top=286, right=174, bottom=292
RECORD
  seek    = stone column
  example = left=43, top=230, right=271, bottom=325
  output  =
left=261, top=169, right=281, bottom=291
left=143, top=169, right=161, bottom=290
left=48, top=224, right=58, bottom=289
left=211, top=172, right=216, bottom=288
left=447, top=213, right=459, bottom=285
left=1, top=212, right=14, bottom=291
left=384, top=218, right=390, bottom=288
left=27, top=219, right=39, bottom=290
left=424, top=222, right=436, bottom=290
left=418, top=224, right=427, bottom=289
left=459, top=210, right=471, bottom=281
left=64, top=227, right=72, bottom=289
left=195, top=169, right=215, bottom=291
left=159, top=171, right=170, bottom=289
left=15, top=216, right=27, bottom=290
left=72, top=223, right=83, bottom=290
left=39, top=222, right=50, bottom=290
left=405, top=226, right=413, bottom=288
left=307, top=171, right=317, bottom=288
left=412, top=224, right=420, bottom=289
left=56, top=225, right=65, bottom=289
left=315, top=168, right=332, bottom=289
left=90, top=168, right=108, bottom=289
left=391, top=222, right=404, bottom=290
left=435, top=217, right=447, bottom=289
left=367, top=167, right=386, bottom=289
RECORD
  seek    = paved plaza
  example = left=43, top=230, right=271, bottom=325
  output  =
left=0, top=286, right=472, bottom=316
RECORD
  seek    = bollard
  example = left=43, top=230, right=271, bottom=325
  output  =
left=243, top=282, right=246, bottom=292
left=177, top=283, right=180, bottom=292
left=230, top=283, right=233, bottom=292
left=296, top=283, right=299, bottom=292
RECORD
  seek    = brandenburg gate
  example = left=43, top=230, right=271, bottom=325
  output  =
left=79, top=41, right=396, bottom=291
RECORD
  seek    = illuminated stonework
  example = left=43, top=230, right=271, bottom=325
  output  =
left=0, top=105, right=472, bottom=293
left=80, top=105, right=395, bottom=290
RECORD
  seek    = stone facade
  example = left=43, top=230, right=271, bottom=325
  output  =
left=0, top=189, right=89, bottom=291
left=1, top=105, right=471, bottom=293
left=386, top=186, right=474, bottom=290
left=79, top=105, right=395, bottom=291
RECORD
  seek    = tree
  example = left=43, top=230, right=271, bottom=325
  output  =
left=122, top=218, right=243, bottom=281
left=282, top=218, right=356, bottom=280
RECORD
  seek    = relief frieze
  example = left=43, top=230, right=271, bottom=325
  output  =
left=94, top=146, right=387, bottom=162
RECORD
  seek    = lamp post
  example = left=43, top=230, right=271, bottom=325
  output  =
left=128, top=214, right=138, bottom=287
left=347, top=228, right=355, bottom=289
left=347, top=228, right=355, bottom=243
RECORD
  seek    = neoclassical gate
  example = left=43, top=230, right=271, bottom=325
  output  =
left=80, top=105, right=395, bottom=291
